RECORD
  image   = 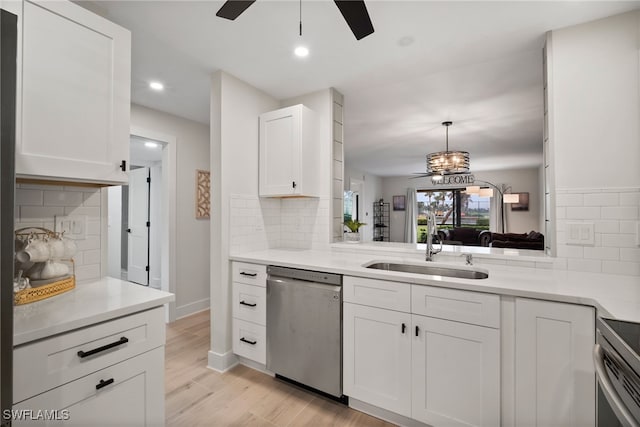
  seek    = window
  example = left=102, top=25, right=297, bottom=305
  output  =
left=416, top=188, right=491, bottom=243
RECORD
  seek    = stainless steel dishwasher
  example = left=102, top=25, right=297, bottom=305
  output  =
left=266, top=265, right=344, bottom=400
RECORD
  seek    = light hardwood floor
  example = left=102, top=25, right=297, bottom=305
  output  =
left=165, top=310, right=396, bottom=426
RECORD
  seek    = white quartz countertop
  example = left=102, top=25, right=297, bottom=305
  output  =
left=13, top=277, right=174, bottom=346
left=230, top=246, right=640, bottom=323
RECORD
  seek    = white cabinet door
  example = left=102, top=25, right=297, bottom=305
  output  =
left=514, top=298, right=595, bottom=427
left=14, top=347, right=164, bottom=426
left=16, top=0, right=130, bottom=184
left=127, top=167, right=149, bottom=285
left=412, top=315, right=500, bottom=427
left=343, top=303, right=412, bottom=417
left=259, top=104, right=319, bottom=197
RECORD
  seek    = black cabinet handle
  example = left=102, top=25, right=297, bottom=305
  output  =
left=240, top=337, right=257, bottom=345
left=415, top=326, right=420, bottom=337
left=240, top=300, right=257, bottom=307
left=292, top=181, right=297, bottom=189
left=401, top=323, right=406, bottom=334
left=239, top=272, right=257, bottom=277
left=77, top=337, right=129, bottom=358
left=126, top=228, right=131, bottom=233
left=120, top=160, right=126, bottom=171
left=96, top=378, right=114, bottom=390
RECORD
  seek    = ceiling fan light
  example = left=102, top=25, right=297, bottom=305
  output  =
left=479, top=188, right=494, bottom=197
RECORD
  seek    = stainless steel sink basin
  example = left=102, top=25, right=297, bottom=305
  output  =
left=365, top=262, right=489, bottom=279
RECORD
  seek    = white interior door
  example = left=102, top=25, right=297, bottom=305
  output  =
left=127, top=167, right=149, bottom=285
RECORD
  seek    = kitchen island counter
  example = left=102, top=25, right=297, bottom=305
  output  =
left=13, top=277, right=174, bottom=346
left=230, top=246, right=640, bottom=322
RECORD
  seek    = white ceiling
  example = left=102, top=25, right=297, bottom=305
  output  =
left=87, top=0, right=640, bottom=176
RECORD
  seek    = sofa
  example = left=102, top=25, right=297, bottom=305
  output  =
left=438, top=228, right=492, bottom=247
left=488, top=231, right=544, bottom=250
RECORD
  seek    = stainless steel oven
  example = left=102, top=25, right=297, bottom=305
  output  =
left=594, top=317, right=640, bottom=427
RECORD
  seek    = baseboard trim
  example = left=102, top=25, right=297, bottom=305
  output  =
left=175, top=298, right=210, bottom=319
left=349, top=398, right=427, bottom=427
left=207, top=350, right=238, bottom=373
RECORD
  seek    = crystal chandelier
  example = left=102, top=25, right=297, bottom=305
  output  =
left=426, top=121, right=469, bottom=179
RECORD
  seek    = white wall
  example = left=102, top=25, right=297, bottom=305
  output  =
left=209, top=71, right=279, bottom=370
left=130, top=103, right=211, bottom=317
left=343, top=166, right=383, bottom=242
left=548, top=10, right=640, bottom=275
left=381, top=167, right=542, bottom=242
left=552, top=11, right=640, bottom=189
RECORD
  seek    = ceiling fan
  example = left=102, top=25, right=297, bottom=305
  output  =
left=215, top=0, right=375, bottom=40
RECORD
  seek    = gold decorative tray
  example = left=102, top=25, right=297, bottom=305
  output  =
left=14, top=274, right=75, bottom=305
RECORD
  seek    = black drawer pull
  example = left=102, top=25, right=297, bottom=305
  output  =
left=401, top=323, right=406, bottom=334
left=96, top=378, right=114, bottom=390
left=415, top=326, right=420, bottom=337
left=77, top=337, right=129, bottom=358
left=240, top=300, right=257, bottom=307
left=239, top=272, right=257, bottom=277
left=240, top=337, right=257, bottom=345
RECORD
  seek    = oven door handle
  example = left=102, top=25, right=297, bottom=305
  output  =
left=593, top=343, right=640, bottom=427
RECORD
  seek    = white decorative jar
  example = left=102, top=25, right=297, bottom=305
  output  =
left=344, top=232, right=361, bottom=243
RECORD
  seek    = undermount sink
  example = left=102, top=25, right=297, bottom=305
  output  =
left=365, top=262, right=489, bottom=279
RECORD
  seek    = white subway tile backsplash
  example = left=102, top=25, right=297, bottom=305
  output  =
left=601, top=206, right=639, bottom=220
left=567, top=258, right=602, bottom=273
left=583, top=192, right=618, bottom=207
left=601, top=233, right=637, bottom=248
left=583, top=246, right=619, bottom=261
left=602, top=261, right=640, bottom=276
left=594, top=220, right=619, bottom=234
left=15, top=184, right=103, bottom=283
left=620, top=248, right=640, bottom=262
left=20, top=206, right=65, bottom=222
left=619, top=192, right=640, bottom=206
left=16, top=189, right=43, bottom=206
left=557, top=244, right=584, bottom=259
left=556, top=193, right=583, bottom=207
left=566, top=206, right=600, bottom=220
left=43, top=190, right=83, bottom=207
left=64, top=206, right=100, bottom=217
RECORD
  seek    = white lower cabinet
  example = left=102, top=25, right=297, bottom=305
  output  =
left=514, top=298, right=595, bottom=427
left=343, top=303, right=412, bottom=417
left=412, top=315, right=500, bottom=427
left=343, top=277, right=501, bottom=427
left=14, top=347, right=164, bottom=427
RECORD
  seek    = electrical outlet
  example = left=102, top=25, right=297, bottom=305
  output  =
left=54, top=215, right=87, bottom=240
left=566, top=222, right=594, bottom=246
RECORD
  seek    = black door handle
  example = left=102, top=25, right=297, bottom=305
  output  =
left=78, top=337, right=129, bottom=358
left=239, top=272, right=257, bottom=277
left=126, top=228, right=131, bottom=233
left=240, top=337, right=257, bottom=345
left=401, top=323, right=406, bottom=334
left=239, top=300, right=257, bottom=307
left=96, top=378, right=114, bottom=390
left=415, top=326, right=420, bottom=337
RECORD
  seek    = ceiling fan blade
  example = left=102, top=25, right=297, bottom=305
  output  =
left=334, top=0, right=374, bottom=40
left=216, top=0, right=256, bottom=20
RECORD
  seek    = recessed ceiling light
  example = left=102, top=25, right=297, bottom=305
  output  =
left=149, top=81, right=164, bottom=91
left=144, top=141, right=159, bottom=148
left=294, top=46, right=309, bottom=58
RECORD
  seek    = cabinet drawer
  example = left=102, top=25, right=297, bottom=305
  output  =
left=344, top=276, right=411, bottom=312
left=14, top=347, right=164, bottom=427
left=232, top=319, right=266, bottom=364
left=14, top=307, right=164, bottom=403
left=233, top=282, right=266, bottom=325
left=411, top=285, right=500, bottom=328
left=232, top=262, right=267, bottom=286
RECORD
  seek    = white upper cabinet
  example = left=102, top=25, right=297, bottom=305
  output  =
left=259, top=104, right=319, bottom=197
left=15, top=0, right=131, bottom=184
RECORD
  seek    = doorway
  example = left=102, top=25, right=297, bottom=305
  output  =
left=105, top=127, right=177, bottom=321
left=107, top=136, right=165, bottom=288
